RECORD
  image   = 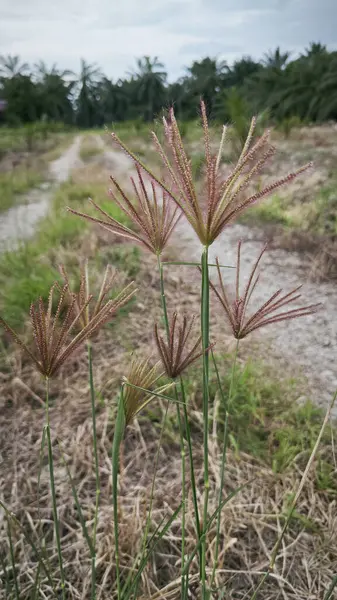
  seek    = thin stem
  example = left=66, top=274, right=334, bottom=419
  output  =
left=324, top=573, right=337, bottom=600
left=45, top=377, right=66, bottom=599
left=201, top=245, right=210, bottom=598
left=251, top=388, right=337, bottom=600
left=87, top=341, right=100, bottom=600
left=157, top=254, right=194, bottom=596
left=210, top=341, right=239, bottom=589
left=134, top=400, right=170, bottom=597
left=175, top=386, right=187, bottom=599
left=7, top=519, right=20, bottom=600
left=157, top=254, right=170, bottom=339
left=180, top=376, right=201, bottom=540
left=112, top=391, right=126, bottom=600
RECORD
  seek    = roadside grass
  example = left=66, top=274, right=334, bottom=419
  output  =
left=0, top=160, right=47, bottom=212
left=0, top=131, right=76, bottom=213
left=79, top=134, right=103, bottom=162
left=180, top=353, right=336, bottom=490
left=0, top=170, right=138, bottom=331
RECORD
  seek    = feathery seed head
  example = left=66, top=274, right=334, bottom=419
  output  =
left=59, top=261, right=137, bottom=333
left=122, top=356, right=172, bottom=425
left=110, top=101, right=312, bottom=246
left=0, top=266, right=137, bottom=378
left=210, top=241, right=322, bottom=339
left=154, top=312, right=212, bottom=379
left=67, top=164, right=181, bottom=255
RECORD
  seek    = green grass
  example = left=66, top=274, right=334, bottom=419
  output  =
left=79, top=135, right=103, bottom=162
left=0, top=163, right=47, bottom=213
left=240, top=193, right=296, bottom=227
left=180, top=355, right=335, bottom=489
left=0, top=179, right=138, bottom=331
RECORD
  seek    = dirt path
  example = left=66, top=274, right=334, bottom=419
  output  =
left=0, top=135, right=82, bottom=251
left=98, top=135, right=337, bottom=412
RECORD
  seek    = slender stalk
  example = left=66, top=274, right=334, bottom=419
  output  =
left=141, top=401, right=170, bottom=555
left=175, top=387, right=187, bottom=599
left=324, top=573, right=337, bottom=600
left=45, top=377, right=66, bottom=599
left=251, top=388, right=337, bottom=600
left=201, top=245, right=210, bottom=598
left=87, top=341, right=100, bottom=600
left=112, top=391, right=126, bottom=600
left=210, top=341, right=239, bottom=589
left=7, top=519, right=20, bottom=600
left=180, top=376, right=201, bottom=541
left=157, top=254, right=170, bottom=340
left=157, top=255, right=193, bottom=596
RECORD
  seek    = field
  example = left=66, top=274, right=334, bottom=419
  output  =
left=0, top=119, right=336, bottom=599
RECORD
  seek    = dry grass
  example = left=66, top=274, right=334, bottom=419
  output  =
left=1, top=248, right=336, bottom=599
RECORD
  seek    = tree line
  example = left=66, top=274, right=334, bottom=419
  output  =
left=0, top=43, right=336, bottom=128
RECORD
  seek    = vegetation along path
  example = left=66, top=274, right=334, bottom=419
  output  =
left=0, top=135, right=82, bottom=251
left=99, top=134, right=337, bottom=412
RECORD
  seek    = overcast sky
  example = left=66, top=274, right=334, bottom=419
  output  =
left=1, top=0, right=336, bottom=81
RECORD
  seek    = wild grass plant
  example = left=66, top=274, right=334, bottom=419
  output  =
left=1, top=102, right=336, bottom=599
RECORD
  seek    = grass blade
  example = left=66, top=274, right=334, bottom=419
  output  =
left=112, top=391, right=126, bottom=600
left=0, top=500, right=56, bottom=596
left=250, top=388, right=337, bottom=600
left=124, top=502, right=183, bottom=600
left=7, top=519, right=20, bottom=600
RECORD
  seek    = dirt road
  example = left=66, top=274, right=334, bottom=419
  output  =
left=0, top=135, right=82, bottom=251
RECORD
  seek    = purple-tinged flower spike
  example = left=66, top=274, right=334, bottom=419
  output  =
left=110, top=101, right=312, bottom=247
left=210, top=241, right=322, bottom=339
left=59, top=261, right=137, bottom=333
left=154, top=312, right=214, bottom=379
left=67, top=164, right=181, bottom=256
left=0, top=276, right=137, bottom=378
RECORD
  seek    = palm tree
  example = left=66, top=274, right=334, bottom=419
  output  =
left=76, top=59, right=102, bottom=127
left=263, top=47, right=290, bottom=70
left=0, top=55, right=29, bottom=77
left=132, top=56, right=167, bottom=121
left=186, top=57, right=226, bottom=116
left=34, top=62, right=75, bottom=123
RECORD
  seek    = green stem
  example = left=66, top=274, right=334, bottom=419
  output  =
left=87, top=341, right=100, bottom=600
left=210, top=341, right=239, bottom=589
left=131, top=400, right=170, bottom=600
left=175, top=386, right=187, bottom=599
left=112, top=391, right=126, bottom=600
left=7, top=519, right=20, bottom=600
left=180, top=376, right=201, bottom=541
left=201, top=245, right=210, bottom=598
left=324, top=573, right=337, bottom=600
left=157, top=255, right=193, bottom=596
left=157, top=254, right=170, bottom=340
left=45, top=377, right=66, bottom=599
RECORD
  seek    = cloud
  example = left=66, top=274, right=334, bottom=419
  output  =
left=0, top=0, right=336, bottom=81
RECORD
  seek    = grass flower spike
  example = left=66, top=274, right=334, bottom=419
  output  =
left=59, top=261, right=137, bottom=331
left=111, top=101, right=312, bottom=246
left=210, top=241, right=322, bottom=339
left=68, top=164, right=181, bottom=255
left=155, top=312, right=212, bottom=379
left=122, top=356, right=173, bottom=425
left=0, top=277, right=137, bottom=378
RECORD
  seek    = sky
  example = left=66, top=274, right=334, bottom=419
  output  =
left=1, top=0, right=336, bottom=81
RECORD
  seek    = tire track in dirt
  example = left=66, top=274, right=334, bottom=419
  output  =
left=0, top=135, right=82, bottom=251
